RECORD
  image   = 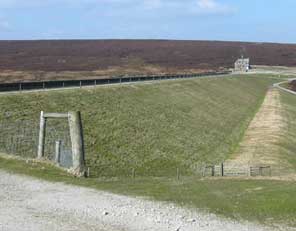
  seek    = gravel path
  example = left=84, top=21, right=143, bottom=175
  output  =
left=0, top=170, right=288, bottom=231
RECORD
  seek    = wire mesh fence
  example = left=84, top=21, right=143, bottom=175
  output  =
left=0, top=119, right=72, bottom=164
left=0, top=120, right=39, bottom=158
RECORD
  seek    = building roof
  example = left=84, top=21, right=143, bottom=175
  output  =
left=235, top=58, right=249, bottom=64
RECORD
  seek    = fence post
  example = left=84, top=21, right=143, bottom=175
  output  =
left=221, top=163, right=224, bottom=177
left=55, top=140, right=61, bottom=164
left=259, top=167, right=263, bottom=176
left=202, top=166, right=205, bottom=177
left=211, top=166, right=215, bottom=176
left=132, top=168, right=136, bottom=179
left=177, top=167, right=180, bottom=180
left=68, top=111, right=86, bottom=177
left=37, top=111, right=46, bottom=159
left=87, top=167, right=90, bottom=177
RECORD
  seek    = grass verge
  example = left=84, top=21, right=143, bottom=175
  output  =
left=0, top=155, right=295, bottom=228
left=278, top=90, right=296, bottom=170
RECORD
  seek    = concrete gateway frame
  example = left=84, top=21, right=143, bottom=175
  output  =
left=37, top=111, right=86, bottom=177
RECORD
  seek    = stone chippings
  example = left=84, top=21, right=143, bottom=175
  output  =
left=0, top=170, right=292, bottom=231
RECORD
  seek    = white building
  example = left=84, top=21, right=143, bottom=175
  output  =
left=234, top=57, right=250, bottom=72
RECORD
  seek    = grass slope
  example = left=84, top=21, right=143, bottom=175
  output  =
left=1, top=75, right=296, bottom=227
left=0, top=75, right=279, bottom=177
left=279, top=90, right=296, bottom=170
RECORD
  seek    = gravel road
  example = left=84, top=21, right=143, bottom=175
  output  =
left=0, top=170, right=291, bottom=231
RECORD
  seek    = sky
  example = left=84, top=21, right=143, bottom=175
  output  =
left=0, top=0, right=295, bottom=43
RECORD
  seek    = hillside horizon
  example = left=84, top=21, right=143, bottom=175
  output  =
left=0, top=39, right=295, bottom=75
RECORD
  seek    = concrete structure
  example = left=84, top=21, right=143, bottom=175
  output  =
left=234, top=57, right=250, bottom=72
left=37, top=111, right=86, bottom=177
left=68, top=111, right=86, bottom=177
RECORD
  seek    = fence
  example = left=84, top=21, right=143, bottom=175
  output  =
left=0, top=71, right=230, bottom=93
left=203, top=163, right=272, bottom=177
left=0, top=119, right=72, bottom=164
left=0, top=119, right=285, bottom=179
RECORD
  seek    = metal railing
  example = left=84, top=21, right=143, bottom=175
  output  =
left=0, top=71, right=231, bottom=93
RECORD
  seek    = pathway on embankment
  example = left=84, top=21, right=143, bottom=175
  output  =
left=227, top=88, right=287, bottom=167
left=226, top=82, right=296, bottom=181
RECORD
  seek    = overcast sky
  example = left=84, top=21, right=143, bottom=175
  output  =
left=0, top=0, right=295, bottom=43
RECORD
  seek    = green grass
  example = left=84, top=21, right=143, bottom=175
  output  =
left=0, top=156, right=295, bottom=227
left=0, top=75, right=280, bottom=177
left=1, top=75, right=296, bottom=227
left=279, top=90, right=296, bottom=169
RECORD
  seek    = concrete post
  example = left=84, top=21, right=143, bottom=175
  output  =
left=37, top=111, right=46, bottom=159
left=55, top=140, right=61, bottom=164
left=68, top=111, right=86, bottom=177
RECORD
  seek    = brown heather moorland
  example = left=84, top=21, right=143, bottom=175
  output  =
left=0, top=39, right=296, bottom=83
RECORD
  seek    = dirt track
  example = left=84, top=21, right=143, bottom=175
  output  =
left=227, top=88, right=287, bottom=167
left=0, top=170, right=286, bottom=231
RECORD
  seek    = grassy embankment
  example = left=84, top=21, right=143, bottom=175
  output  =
left=1, top=75, right=296, bottom=227
left=278, top=89, right=296, bottom=170
left=0, top=75, right=279, bottom=177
